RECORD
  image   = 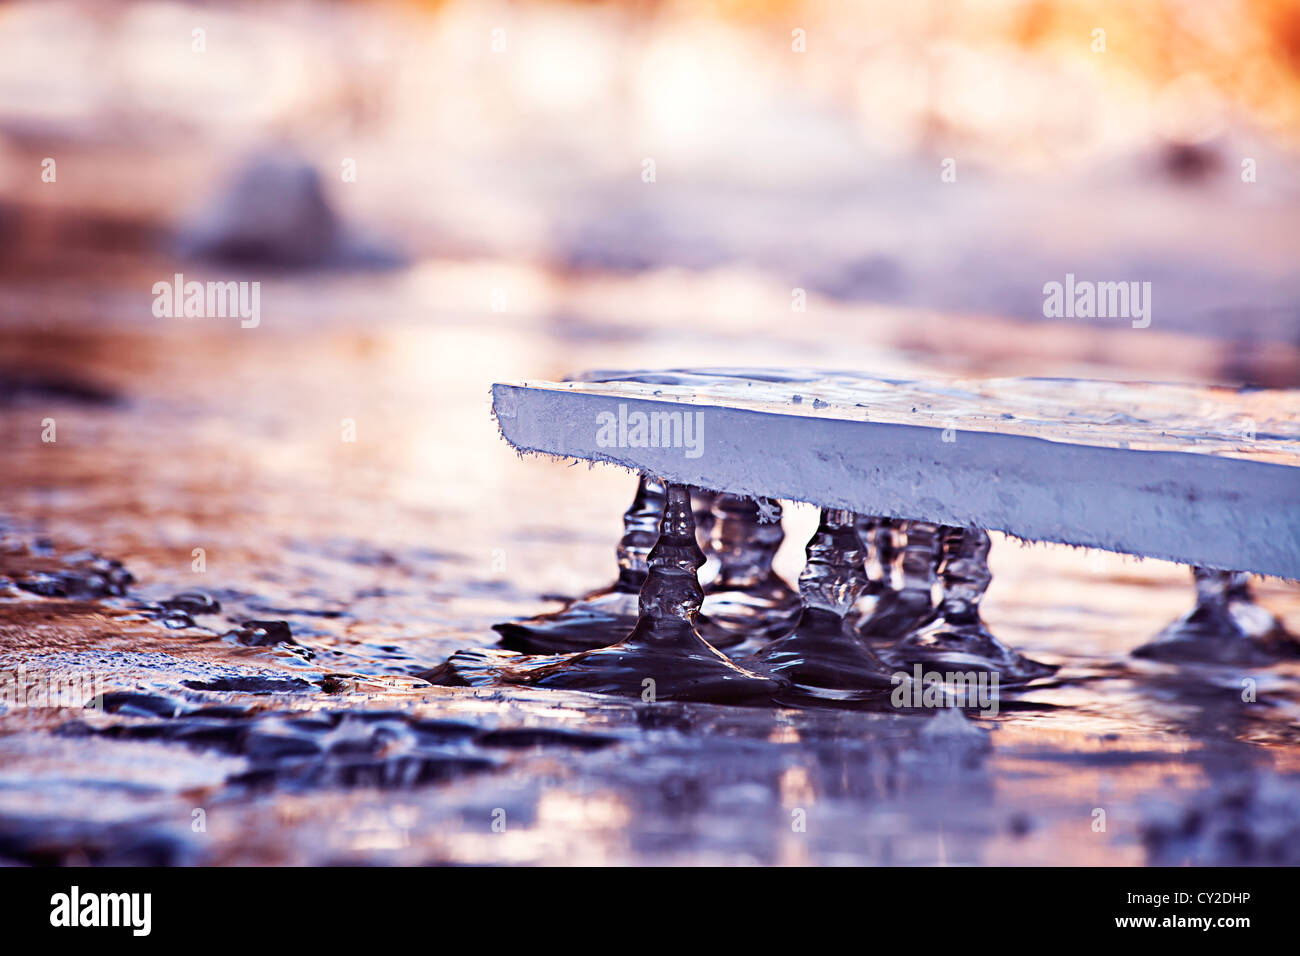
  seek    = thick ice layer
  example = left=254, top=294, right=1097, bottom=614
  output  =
left=493, top=370, right=1300, bottom=578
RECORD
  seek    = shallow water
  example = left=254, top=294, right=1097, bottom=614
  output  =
left=2, top=260, right=1299, bottom=866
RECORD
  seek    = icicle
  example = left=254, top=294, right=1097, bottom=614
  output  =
left=743, top=509, right=897, bottom=698
left=886, top=526, right=1055, bottom=685
left=492, top=475, right=664, bottom=654
left=858, top=520, right=939, bottom=642
left=692, top=489, right=720, bottom=585
left=1134, top=567, right=1299, bottom=665
left=433, top=482, right=781, bottom=703
left=698, top=494, right=800, bottom=650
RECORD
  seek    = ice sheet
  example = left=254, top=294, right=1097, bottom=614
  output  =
left=493, top=370, right=1300, bottom=578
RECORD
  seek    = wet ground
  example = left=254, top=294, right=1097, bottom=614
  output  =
left=2, top=247, right=1299, bottom=866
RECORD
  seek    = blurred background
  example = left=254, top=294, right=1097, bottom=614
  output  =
left=3, top=0, right=1300, bottom=379
left=1, top=0, right=1299, bottom=866
left=6, top=0, right=1299, bottom=606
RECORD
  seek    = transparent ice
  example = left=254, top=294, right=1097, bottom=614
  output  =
left=742, top=509, right=897, bottom=699
left=431, top=482, right=781, bottom=703
left=698, top=494, right=801, bottom=651
left=857, top=520, right=939, bottom=642
left=1133, top=567, right=1300, bottom=665
left=491, top=475, right=663, bottom=654
left=885, top=525, right=1055, bottom=684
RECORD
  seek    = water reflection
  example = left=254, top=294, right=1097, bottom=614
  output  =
left=1, top=270, right=1297, bottom=866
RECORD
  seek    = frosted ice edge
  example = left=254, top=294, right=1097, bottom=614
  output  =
left=490, top=381, right=1300, bottom=579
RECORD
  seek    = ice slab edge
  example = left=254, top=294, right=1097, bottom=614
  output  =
left=492, top=383, right=1300, bottom=579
